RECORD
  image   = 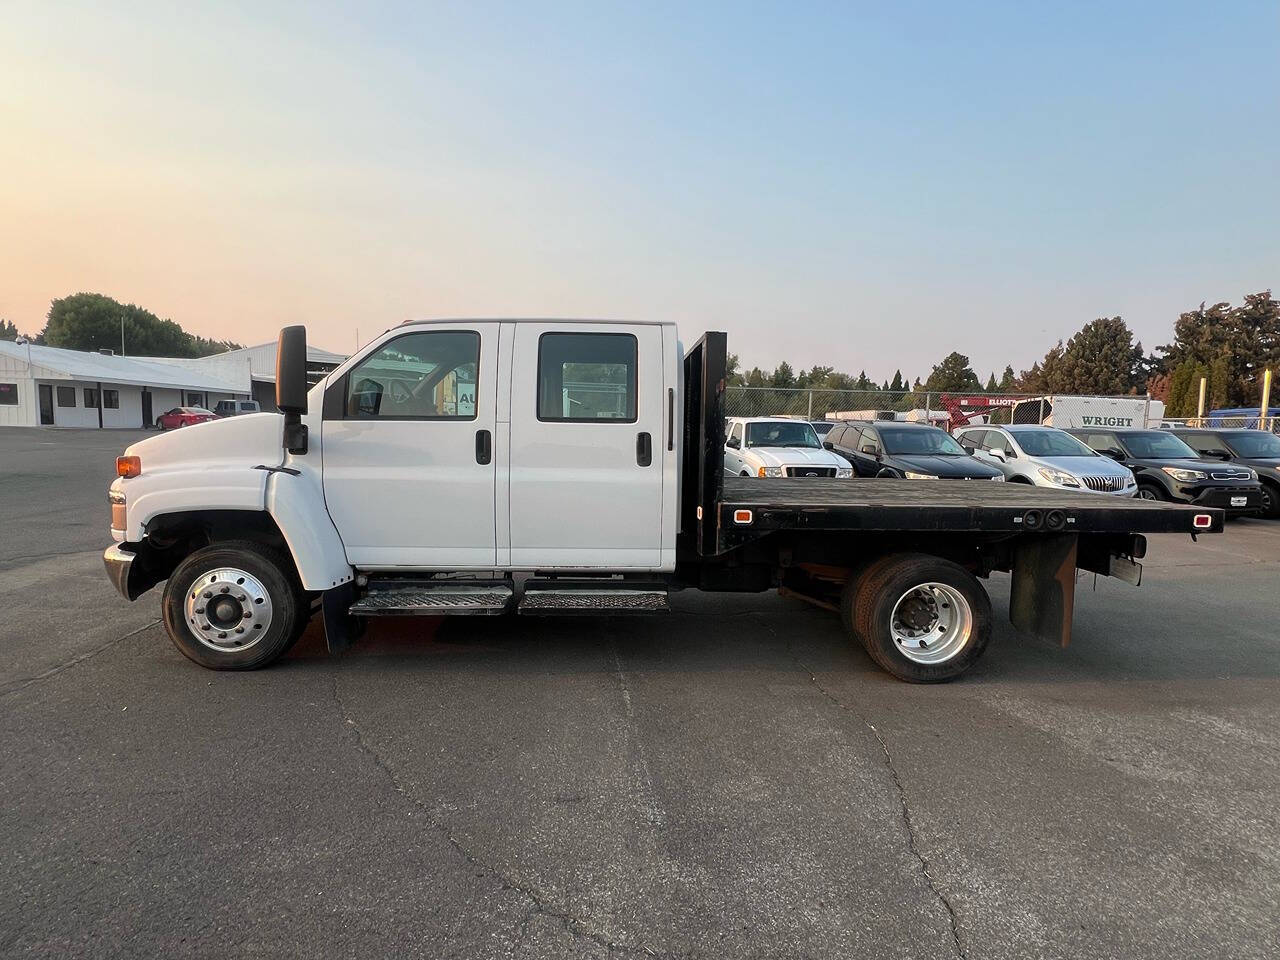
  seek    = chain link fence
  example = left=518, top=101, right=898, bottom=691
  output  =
left=722, top=386, right=1176, bottom=430
left=1159, top=415, right=1279, bottom=433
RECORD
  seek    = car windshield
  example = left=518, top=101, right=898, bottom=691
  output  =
left=1010, top=430, right=1097, bottom=457
left=1224, top=432, right=1280, bottom=457
left=881, top=427, right=966, bottom=456
left=745, top=421, right=821, bottom=448
left=1119, top=432, right=1198, bottom=459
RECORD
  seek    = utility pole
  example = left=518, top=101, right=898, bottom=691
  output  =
left=120, top=315, right=125, bottom=357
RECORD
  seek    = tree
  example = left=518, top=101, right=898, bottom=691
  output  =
left=889, top=370, right=904, bottom=392
left=1159, top=292, right=1279, bottom=407
left=924, top=352, right=982, bottom=393
left=770, top=361, right=795, bottom=388
left=725, top=353, right=742, bottom=385
left=1056, top=317, right=1146, bottom=395
left=984, top=372, right=997, bottom=391
left=998, top=365, right=1015, bottom=391
left=0, top=319, right=19, bottom=341
left=41, top=293, right=242, bottom=357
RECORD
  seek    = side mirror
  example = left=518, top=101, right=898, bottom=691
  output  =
left=275, top=325, right=309, bottom=454
left=989, top=449, right=1006, bottom=462
left=860, top=444, right=878, bottom=457
left=962, top=445, right=975, bottom=455
left=726, top=435, right=740, bottom=449
left=823, top=440, right=834, bottom=450
left=1211, top=450, right=1232, bottom=460
left=1104, top=449, right=1125, bottom=461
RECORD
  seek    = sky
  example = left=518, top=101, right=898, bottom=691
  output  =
left=1, top=0, right=1276, bottom=383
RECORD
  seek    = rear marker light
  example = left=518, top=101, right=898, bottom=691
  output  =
left=1192, top=514, right=1212, bottom=529
left=733, top=509, right=753, bottom=525
left=116, top=456, right=141, bottom=478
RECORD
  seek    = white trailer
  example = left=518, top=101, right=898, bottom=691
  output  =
left=1010, top=395, right=1165, bottom=430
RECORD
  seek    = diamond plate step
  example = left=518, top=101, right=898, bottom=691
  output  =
left=349, top=584, right=513, bottom=616
left=517, top=589, right=670, bottom=615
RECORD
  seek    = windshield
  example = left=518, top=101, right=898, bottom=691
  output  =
left=881, top=427, right=967, bottom=456
left=1010, top=430, right=1097, bottom=458
left=1119, top=431, right=1198, bottom=459
left=745, top=421, right=821, bottom=448
left=1226, top=432, right=1280, bottom=458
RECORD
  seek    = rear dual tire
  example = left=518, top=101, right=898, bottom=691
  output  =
left=840, top=553, right=992, bottom=683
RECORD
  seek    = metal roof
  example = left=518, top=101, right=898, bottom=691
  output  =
left=0, top=340, right=250, bottom=392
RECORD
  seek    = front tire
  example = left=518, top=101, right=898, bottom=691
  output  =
left=1260, top=481, right=1279, bottom=519
left=1135, top=483, right=1165, bottom=501
left=850, top=553, right=992, bottom=682
left=162, top=541, right=304, bottom=670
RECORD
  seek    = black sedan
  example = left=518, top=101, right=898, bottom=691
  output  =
left=826, top=421, right=1005, bottom=480
left=1171, top=428, right=1280, bottom=518
left=1066, top=428, right=1263, bottom=516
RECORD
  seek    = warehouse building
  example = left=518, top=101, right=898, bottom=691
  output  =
left=0, top=340, right=252, bottom=429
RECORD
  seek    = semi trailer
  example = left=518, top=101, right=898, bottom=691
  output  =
left=103, top=320, right=1223, bottom=682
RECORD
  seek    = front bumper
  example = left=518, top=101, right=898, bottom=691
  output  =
left=103, top=544, right=140, bottom=600
left=1186, top=485, right=1263, bottom=513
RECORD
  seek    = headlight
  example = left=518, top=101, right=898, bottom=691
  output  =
left=989, top=474, right=1005, bottom=481
left=1161, top=467, right=1206, bottom=482
left=1124, top=475, right=1136, bottom=486
left=1037, top=467, right=1080, bottom=486
left=904, top=471, right=939, bottom=480
left=835, top=467, right=853, bottom=478
left=757, top=466, right=785, bottom=478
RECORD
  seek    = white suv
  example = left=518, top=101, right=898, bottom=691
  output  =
left=724, top=417, right=853, bottom=478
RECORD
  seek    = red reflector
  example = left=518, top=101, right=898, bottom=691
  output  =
left=1193, top=514, right=1212, bottom=529
left=733, top=509, right=753, bottom=525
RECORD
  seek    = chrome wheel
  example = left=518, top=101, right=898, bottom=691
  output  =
left=183, top=567, right=273, bottom=652
left=1136, top=487, right=1160, bottom=501
left=889, top=582, right=973, bottom=665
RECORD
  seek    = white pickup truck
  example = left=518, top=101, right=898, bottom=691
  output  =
left=104, top=320, right=1223, bottom=682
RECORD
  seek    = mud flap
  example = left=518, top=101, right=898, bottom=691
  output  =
left=1010, top=534, right=1077, bottom=647
left=321, top=582, right=363, bottom=654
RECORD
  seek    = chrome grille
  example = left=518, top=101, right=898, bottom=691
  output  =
left=1210, top=470, right=1252, bottom=481
left=785, top=466, right=836, bottom=478
left=1081, top=475, right=1127, bottom=492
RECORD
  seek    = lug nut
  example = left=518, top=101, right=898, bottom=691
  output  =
left=220, top=586, right=230, bottom=594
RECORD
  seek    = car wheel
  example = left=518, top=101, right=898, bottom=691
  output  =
left=1261, top=481, right=1279, bottom=519
left=1008, top=476, right=1034, bottom=484
left=876, top=468, right=898, bottom=479
left=156, top=419, right=165, bottom=430
left=850, top=553, right=992, bottom=683
left=162, top=541, right=305, bottom=670
left=740, top=471, right=750, bottom=477
left=1136, top=484, right=1164, bottom=501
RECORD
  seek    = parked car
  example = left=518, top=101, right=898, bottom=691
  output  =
left=827, top=420, right=1004, bottom=480
left=954, top=424, right=1136, bottom=495
left=724, top=417, right=853, bottom=478
left=155, top=407, right=216, bottom=430
left=214, top=399, right=262, bottom=417
left=1066, top=428, right=1262, bottom=515
left=1170, top=428, right=1280, bottom=518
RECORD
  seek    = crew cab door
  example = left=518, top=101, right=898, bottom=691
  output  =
left=321, top=323, right=499, bottom=567
left=508, top=322, right=665, bottom=569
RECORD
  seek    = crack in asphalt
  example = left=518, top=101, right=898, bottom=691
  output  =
left=328, top=673, right=652, bottom=959
left=0, top=618, right=161, bottom=701
left=785, top=641, right=968, bottom=960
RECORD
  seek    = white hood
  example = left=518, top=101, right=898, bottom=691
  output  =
left=749, top=446, right=845, bottom=469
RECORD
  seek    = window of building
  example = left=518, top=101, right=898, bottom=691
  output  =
left=537, top=333, right=637, bottom=422
left=56, top=386, right=76, bottom=407
left=103, top=389, right=120, bottom=409
left=343, top=330, right=480, bottom=419
left=84, top=388, right=99, bottom=408
left=0, top=383, right=17, bottom=406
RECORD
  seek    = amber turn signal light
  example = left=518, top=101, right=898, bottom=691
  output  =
left=116, top=456, right=141, bottom=478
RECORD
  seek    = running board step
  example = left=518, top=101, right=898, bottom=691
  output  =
left=349, top=583, right=513, bottom=616
left=517, top=588, right=670, bottom=615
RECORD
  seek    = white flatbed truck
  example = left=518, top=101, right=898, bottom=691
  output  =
left=104, top=321, right=1223, bottom=682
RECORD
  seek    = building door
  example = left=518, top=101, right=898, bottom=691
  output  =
left=141, top=390, right=153, bottom=428
left=38, top=384, right=54, bottom=425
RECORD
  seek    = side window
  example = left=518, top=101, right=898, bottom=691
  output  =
left=956, top=429, right=982, bottom=448
left=841, top=424, right=863, bottom=447
left=988, top=431, right=1012, bottom=454
left=344, top=330, right=479, bottom=420
left=1082, top=432, right=1116, bottom=453
left=729, top=422, right=743, bottom=445
left=83, top=388, right=99, bottom=408
left=56, top=386, right=76, bottom=407
left=537, top=332, right=636, bottom=422
left=827, top=424, right=845, bottom=446
left=861, top=428, right=881, bottom=454
left=1180, top=432, right=1217, bottom=453
left=103, top=390, right=119, bottom=409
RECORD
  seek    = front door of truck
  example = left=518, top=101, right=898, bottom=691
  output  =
left=508, top=322, right=665, bottom=569
left=321, top=323, right=499, bottom=568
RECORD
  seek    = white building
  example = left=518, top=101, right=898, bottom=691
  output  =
left=0, top=340, right=253, bottom=429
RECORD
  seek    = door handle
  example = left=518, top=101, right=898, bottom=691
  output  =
left=475, top=429, right=492, bottom=465
left=636, top=431, right=652, bottom=467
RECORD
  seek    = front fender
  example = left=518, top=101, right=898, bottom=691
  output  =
left=265, top=468, right=354, bottom=591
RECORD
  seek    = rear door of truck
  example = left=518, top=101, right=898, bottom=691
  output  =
left=507, top=322, right=666, bottom=569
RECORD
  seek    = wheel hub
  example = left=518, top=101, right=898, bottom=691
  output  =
left=184, top=567, right=273, bottom=652
left=889, top=582, right=973, bottom=665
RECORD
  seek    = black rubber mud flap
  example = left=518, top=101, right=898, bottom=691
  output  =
left=322, top=582, right=363, bottom=654
left=1010, top=534, right=1077, bottom=647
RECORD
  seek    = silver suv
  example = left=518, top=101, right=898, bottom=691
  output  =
left=954, top=424, right=1137, bottom=495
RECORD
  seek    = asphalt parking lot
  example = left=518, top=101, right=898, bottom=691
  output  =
left=2, top=427, right=1278, bottom=959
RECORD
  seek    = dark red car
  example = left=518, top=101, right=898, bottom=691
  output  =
left=156, top=407, right=216, bottom=430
